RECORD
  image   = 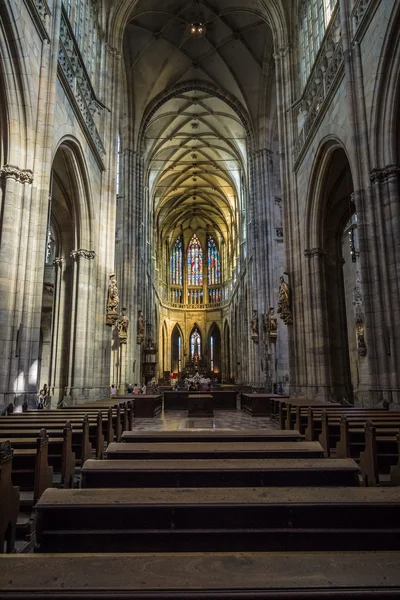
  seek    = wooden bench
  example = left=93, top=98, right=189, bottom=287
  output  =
left=120, top=430, right=303, bottom=443
left=2, top=551, right=400, bottom=598
left=319, top=411, right=400, bottom=457
left=332, top=416, right=400, bottom=463
left=164, top=390, right=237, bottom=411
left=188, top=394, right=214, bottom=417
left=240, top=394, right=289, bottom=417
left=0, top=441, right=19, bottom=553
left=359, top=421, right=400, bottom=486
left=282, top=402, right=342, bottom=431
left=106, top=441, right=325, bottom=460
left=81, top=457, right=360, bottom=488
left=35, top=486, right=400, bottom=552
left=304, top=408, right=400, bottom=443
left=0, top=415, right=94, bottom=465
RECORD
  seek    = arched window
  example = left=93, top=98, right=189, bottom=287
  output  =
left=170, top=236, right=183, bottom=286
left=62, top=0, right=100, bottom=85
left=187, top=233, right=203, bottom=286
left=298, top=0, right=337, bottom=85
left=207, top=235, right=221, bottom=286
left=190, top=328, right=201, bottom=360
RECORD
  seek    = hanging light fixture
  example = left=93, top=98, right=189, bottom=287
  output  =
left=188, top=21, right=206, bottom=39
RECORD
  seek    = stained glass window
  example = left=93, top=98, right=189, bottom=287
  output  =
left=170, top=236, right=183, bottom=285
left=190, top=329, right=201, bottom=359
left=207, top=235, right=221, bottom=286
left=188, top=234, right=203, bottom=286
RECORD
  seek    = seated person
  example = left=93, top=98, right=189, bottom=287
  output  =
left=133, top=383, right=140, bottom=394
left=110, top=384, right=117, bottom=396
left=127, top=383, right=133, bottom=394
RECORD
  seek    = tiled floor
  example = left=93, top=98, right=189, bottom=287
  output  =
left=132, top=409, right=278, bottom=431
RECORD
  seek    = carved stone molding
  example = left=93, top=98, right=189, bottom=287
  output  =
left=370, top=165, right=400, bottom=183
left=70, top=249, right=96, bottom=261
left=304, top=248, right=326, bottom=258
left=106, top=44, right=122, bottom=59
left=0, top=440, right=13, bottom=461
left=53, top=257, right=65, bottom=267
left=0, top=165, right=33, bottom=184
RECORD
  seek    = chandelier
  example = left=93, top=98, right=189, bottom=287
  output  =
left=188, top=22, right=206, bottom=39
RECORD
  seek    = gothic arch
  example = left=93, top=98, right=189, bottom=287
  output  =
left=0, top=2, right=32, bottom=168
left=304, top=137, right=353, bottom=251
left=369, top=3, right=400, bottom=167
left=52, top=137, right=95, bottom=251
left=107, top=0, right=290, bottom=60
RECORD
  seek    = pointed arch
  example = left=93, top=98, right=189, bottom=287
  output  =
left=189, top=323, right=203, bottom=361
left=170, top=234, right=183, bottom=285
left=208, top=322, right=221, bottom=377
left=187, top=233, right=203, bottom=287
left=171, top=323, right=184, bottom=375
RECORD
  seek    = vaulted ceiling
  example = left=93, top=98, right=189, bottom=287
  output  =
left=122, top=0, right=276, bottom=255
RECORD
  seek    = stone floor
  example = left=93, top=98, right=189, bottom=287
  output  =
left=132, top=409, right=278, bottom=431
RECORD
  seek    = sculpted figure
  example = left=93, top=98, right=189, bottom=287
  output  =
left=117, top=308, right=129, bottom=344
left=251, top=311, right=258, bottom=336
left=267, top=307, right=278, bottom=336
left=106, top=274, right=119, bottom=326
left=137, top=311, right=145, bottom=344
left=278, top=276, right=293, bottom=325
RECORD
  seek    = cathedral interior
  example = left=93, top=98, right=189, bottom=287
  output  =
left=1, top=0, right=400, bottom=594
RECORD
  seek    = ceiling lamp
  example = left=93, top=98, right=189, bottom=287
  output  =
left=188, top=22, right=206, bottom=39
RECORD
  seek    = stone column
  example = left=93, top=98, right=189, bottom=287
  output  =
left=67, top=249, right=96, bottom=403
left=49, top=256, right=66, bottom=406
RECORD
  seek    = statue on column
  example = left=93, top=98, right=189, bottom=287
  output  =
left=251, top=310, right=259, bottom=343
left=137, top=310, right=145, bottom=345
left=278, top=275, right=293, bottom=325
left=117, top=308, right=129, bottom=345
left=106, top=274, right=119, bottom=326
left=266, top=307, right=278, bottom=341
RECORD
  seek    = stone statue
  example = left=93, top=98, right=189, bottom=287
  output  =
left=106, top=274, right=119, bottom=326
left=267, top=307, right=278, bottom=340
left=277, top=275, right=293, bottom=325
left=357, top=325, right=367, bottom=357
left=137, top=310, right=144, bottom=344
left=251, top=310, right=259, bottom=343
left=117, top=308, right=129, bottom=344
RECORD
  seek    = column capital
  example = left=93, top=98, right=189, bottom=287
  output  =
left=0, top=164, right=33, bottom=184
left=70, top=249, right=96, bottom=261
left=304, top=247, right=326, bottom=258
left=370, top=165, right=400, bottom=183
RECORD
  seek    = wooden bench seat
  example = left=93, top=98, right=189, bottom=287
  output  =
left=0, top=441, right=19, bottom=553
left=3, top=551, right=400, bottom=598
left=335, top=416, right=400, bottom=461
left=120, top=430, right=303, bottom=443
left=81, top=457, right=360, bottom=488
left=359, top=422, right=400, bottom=486
left=35, top=486, right=400, bottom=552
left=288, top=406, right=395, bottom=433
left=304, top=408, right=400, bottom=442
left=318, top=412, right=400, bottom=457
left=106, top=441, right=325, bottom=460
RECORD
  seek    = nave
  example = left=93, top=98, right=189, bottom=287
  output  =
left=2, top=393, right=400, bottom=597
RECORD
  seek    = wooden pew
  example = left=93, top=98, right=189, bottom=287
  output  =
left=81, top=457, right=360, bottom=488
left=120, top=430, right=303, bottom=443
left=304, top=407, right=400, bottom=442
left=359, top=421, right=400, bottom=486
left=106, top=441, right=325, bottom=460
left=3, top=551, right=400, bottom=598
left=334, top=416, right=400, bottom=462
left=0, top=415, right=97, bottom=461
left=318, top=411, right=400, bottom=457
left=0, top=441, right=19, bottom=553
left=390, top=433, right=400, bottom=486
left=35, top=486, right=400, bottom=552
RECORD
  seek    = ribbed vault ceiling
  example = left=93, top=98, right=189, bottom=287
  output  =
left=123, top=0, right=274, bottom=250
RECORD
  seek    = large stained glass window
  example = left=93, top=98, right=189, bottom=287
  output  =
left=207, top=235, right=221, bottom=285
left=170, top=236, right=183, bottom=285
left=188, top=234, right=203, bottom=286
